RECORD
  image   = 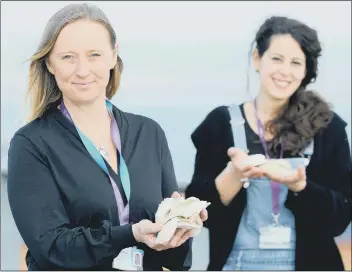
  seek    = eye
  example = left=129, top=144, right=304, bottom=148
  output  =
left=90, top=53, right=101, bottom=58
left=272, top=57, right=282, bottom=62
left=61, top=55, right=74, bottom=60
left=292, top=61, right=302, bottom=66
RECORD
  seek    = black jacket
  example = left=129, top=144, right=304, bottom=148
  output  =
left=186, top=105, right=351, bottom=271
left=7, top=104, right=190, bottom=271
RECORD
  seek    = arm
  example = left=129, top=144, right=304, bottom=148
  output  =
left=158, top=127, right=191, bottom=271
left=185, top=107, right=246, bottom=227
left=285, top=120, right=351, bottom=237
left=7, top=134, right=137, bottom=270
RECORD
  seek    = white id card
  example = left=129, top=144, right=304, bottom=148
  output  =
left=113, top=247, right=144, bottom=270
left=259, top=225, right=291, bottom=249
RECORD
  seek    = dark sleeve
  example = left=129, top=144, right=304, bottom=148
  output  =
left=285, top=116, right=352, bottom=237
left=185, top=106, right=243, bottom=228
left=155, top=126, right=191, bottom=271
left=7, top=134, right=138, bottom=270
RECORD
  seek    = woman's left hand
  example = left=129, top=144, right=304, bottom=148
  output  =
left=165, top=192, right=208, bottom=248
left=263, top=166, right=307, bottom=193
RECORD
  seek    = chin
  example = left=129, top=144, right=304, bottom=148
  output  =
left=71, top=92, right=105, bottom=105
left=267, top=86, right=297, bottom=101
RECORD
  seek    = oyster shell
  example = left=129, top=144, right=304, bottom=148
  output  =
left=154, top=196, right=210, bottom=245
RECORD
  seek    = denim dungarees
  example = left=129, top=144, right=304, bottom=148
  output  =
left=222, top=104, right=313, bottom=271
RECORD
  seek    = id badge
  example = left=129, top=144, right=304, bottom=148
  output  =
left=259, top=225, right=291, bottom=249
left=113, top=247, right=144, bottom=270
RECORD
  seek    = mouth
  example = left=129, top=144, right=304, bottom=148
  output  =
left=72, top=82, right=93, bottom=86
left=272, top=78, right=292, bottom=89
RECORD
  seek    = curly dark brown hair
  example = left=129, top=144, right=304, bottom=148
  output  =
left=250, top=16, right=333, bottom=156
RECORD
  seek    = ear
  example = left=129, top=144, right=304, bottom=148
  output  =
left=45, top=59, right=54, bottom=75
left=252, top=48, right=260, bottom=72
left=110, top=43, right=118, bottom=69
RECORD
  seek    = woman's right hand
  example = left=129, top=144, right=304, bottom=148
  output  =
left=227, top=147, right=265, bottom=182
left=132, top=220, right=166, bottom=251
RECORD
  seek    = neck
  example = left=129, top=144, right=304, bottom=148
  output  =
left=62, top=96, right=111, bottom=126
left=254, top=91, right=288, bottom=123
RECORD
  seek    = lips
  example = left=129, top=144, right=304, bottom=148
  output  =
left=272, top=78, right=291, bottom=89
left=73, top=82, right=93, bottom=85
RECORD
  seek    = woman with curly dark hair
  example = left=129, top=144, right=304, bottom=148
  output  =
left=185, top=16, right=351, bottom=270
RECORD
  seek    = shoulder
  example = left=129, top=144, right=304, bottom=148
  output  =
left=8, top=117, right=52, bottom=164
left=9, top=108, right=66, bottom=156
left=113, top=106, right=166, bottom=140
left=191, top=105, right=236, bottom=150
left=11, top=114, right=52, bottom=146
left=312, top=110, right=349, bottom=161
left=319, top=110, right=348, bottom=141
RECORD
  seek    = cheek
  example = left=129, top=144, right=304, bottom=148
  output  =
left=53, top=65, right=75, bottom=83
left=91, top=62, right=112, bottom=81
left=259, top=60, right=275, bottom=82
left=259, top=68, right=274, bottom=86
left=296, top=70, right=306, bottom=82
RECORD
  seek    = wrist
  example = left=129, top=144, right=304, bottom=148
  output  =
left=225, top=162, right=243, bottom=183
left=289, top=179, right=307, bottom=193
left=132, top=223, right=141, bottom=243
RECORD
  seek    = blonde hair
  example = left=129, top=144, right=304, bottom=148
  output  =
left=27, top=3, right=123, bottom=121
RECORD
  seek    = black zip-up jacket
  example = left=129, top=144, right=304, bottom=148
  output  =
left=7, top=104, right=191, bottom=271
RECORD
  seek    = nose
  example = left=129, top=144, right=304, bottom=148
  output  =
left=75, top=58, right=90, bottom=78
left=278, top=62, right=291, bottom=77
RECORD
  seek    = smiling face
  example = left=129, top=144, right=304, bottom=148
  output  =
left=254, top=34, right=307, bottom=101
left=47, top=19, right=117, bottom=105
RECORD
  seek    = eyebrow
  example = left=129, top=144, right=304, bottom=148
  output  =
left=55, top=49, right=103, bottom=56
left=271, top=53, right=304, bottom=62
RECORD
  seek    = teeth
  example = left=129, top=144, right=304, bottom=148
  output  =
left=273, top=79, right=290, bottom=88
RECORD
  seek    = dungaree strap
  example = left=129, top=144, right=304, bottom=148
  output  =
left=228, top=104, right=314, bottom=157
left=228, top=104, right=248, bottom=151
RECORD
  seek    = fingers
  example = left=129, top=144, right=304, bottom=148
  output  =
left=141, top=221, right=163, bottom=234
left=168, top=228, right=187, bottom=248
left=242, top=166, right=264, bottom=178
left=171, top=191, right=182, bottom=198
left=176, top=230, right=193, bottom=247
left=297, top=167, right=306, bottom=180
left=189, top=214, right=203, bottom=227
left=264, top=167, right=306, bottom=184
left=146, top=236, right=166, bottom=251
left=200, top=209, right=208, bottom=222
left=227, top=147, right=248, bottom=159
left=196, top=215, right=202, bottom=226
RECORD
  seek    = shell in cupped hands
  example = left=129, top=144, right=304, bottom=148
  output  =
left=258, top=159, right=294, bottom=176
left=243, top=154, right=294, bottom=176
left=154, top=197, right=210, bottom=245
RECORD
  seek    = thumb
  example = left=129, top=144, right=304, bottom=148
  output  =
left=142, top=222, right=163, bottom=234
left=171, top=191, right=182, bottom=198
left=297, top=167, right=306, bottom=180
left=227, top=147, right=246, bottom=159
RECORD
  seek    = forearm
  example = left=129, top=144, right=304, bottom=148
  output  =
left=215, top=162, right=244, bottom=206
left=18, top=220, right=138, bottom=269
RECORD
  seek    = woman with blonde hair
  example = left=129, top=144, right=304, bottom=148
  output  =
left=7, top=3, right=206, bottom=270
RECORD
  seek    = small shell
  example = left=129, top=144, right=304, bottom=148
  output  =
left=243, top=154, right=267, bottom=167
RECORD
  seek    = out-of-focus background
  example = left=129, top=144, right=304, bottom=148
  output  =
left=1, top=1, right=351, bottom=270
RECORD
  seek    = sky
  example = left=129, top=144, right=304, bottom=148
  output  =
left=1, top=1, right=351, bottom=171
left=1, top=1, right=351, bottom=107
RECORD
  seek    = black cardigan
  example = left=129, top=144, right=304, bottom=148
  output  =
left=185, top=105, right=351, bottom=271
left=7, top=105, right=191, bottom=271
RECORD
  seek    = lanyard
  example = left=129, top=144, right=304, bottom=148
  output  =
left=59, top=99, right=130, bottom=225
left=253, top=98, right=284, bottom=224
